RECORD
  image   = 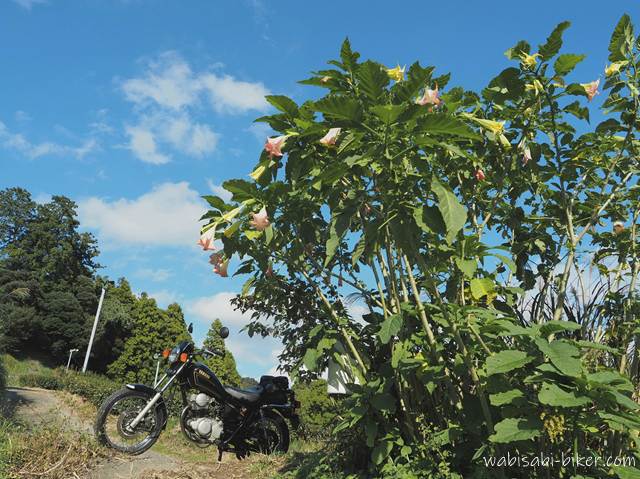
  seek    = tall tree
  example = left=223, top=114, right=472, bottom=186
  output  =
left=203, top=319, right=241, bottom=386
left=107, top=295, right=191, bottom=384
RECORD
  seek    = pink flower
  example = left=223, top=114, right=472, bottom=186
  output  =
left=319, top=128, right=341, bottom=146
left=250, top=207, right=270, bottom=231
left=582, top=79, right=600, bottom=101
left=264, top=136, right=286, bottom=157
left=209, top=252, right=223, bottom=266
left=415, top=84, right=441, bottom=107
left=197, top=228, right=216, bottom=251
left=475, top=169, right=486, bottom=181
left=213, top=260, right=229, bottom=277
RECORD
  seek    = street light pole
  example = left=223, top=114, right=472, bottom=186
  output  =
left=82, top=287, right=106, bottom=373
left=66, top=348, right=79, bottom=372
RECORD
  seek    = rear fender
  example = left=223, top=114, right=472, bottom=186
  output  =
left=125, top=383, right=169, bottom=430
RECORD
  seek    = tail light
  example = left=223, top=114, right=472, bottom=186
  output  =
left=179, top=352, right=189, bottom=362
left=162, top=348, right=170, bottom=359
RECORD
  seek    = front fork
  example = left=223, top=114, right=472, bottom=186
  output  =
left=129, top=362, right=187, bottom=429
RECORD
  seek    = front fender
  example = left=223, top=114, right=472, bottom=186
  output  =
left=125, top=383, right=169, bottom=430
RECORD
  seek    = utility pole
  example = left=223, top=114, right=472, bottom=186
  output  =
left=82, top=287, right=105, bottom=373
left=66, top=348, right=79, bottom=371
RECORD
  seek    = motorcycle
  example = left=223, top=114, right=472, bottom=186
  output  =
left=94, top=324, right=300, bottom=460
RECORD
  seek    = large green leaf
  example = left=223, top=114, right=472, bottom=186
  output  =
left=608, top=14, right=633, bottom=62
left=470, top=278, right=495, bottom=300
left=432, top=178, right=467, bottom=244
left=413, top=205, right=445, bottom=235
left=371, top=440, right=393, bottom=465
left=416, top=114, right=480, bottom=140
left=613, top=465, right=640, bottom=479
left=356, top=61, right=389, bottom=101
left=553, top=54, right=585, bottom=76
left=265, top=95, right=299, bottom=117
left=371, top=393, right=397, bottom=413
left=486, top=350, right=533, bottom=375
left=538, top=383, right=591, bottom=407
left=489, top=417, right=541, bottom=444
left=489, top=389, right=525, bottom=406
left=538, top=21, right=570, bottom=60
left=535, top=339, right=583, bottom=377
left=378, top=314, right=403, bottom=344
left=314, top=97, right=362, bottom=122
left=340, top=37, right=360, bottom=71
left=539, top=320, right=581, bottom=336
left=371, top=104, right=404, bottom=125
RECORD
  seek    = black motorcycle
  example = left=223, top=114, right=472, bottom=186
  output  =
left=94, top=325, right=300, bottom=460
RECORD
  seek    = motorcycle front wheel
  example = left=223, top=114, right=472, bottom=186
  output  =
left=94, top=388, right=164, bottom=455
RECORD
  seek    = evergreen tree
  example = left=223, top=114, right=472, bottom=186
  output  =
left=107, top=295, right=191, bottom=384
left=203, top=319, right=241, bottom=386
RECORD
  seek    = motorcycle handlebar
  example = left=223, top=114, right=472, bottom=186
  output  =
left=199, top=348, right=225, bottom=358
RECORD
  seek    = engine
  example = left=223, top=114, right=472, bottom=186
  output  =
left=181, top=393, right=225, bottom=443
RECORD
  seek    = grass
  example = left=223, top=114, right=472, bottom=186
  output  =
left=2, top=353, right=52, bottom=387
left=1, top=354, right=340, bottom=478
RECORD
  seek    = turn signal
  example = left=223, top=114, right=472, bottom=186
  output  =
left=162, top=348, right=170, bottom=359
left=180, top=352, right=188, bottom=362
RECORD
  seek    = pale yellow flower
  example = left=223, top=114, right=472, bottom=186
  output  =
left=386, top=65, right=405, bottom=82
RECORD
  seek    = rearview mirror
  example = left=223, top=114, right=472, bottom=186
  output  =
left=188, top=322, right=193, bottom=334
left=219, top=327, right=229, bottom=339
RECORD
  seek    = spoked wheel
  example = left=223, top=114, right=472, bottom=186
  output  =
left=245, top=411, right=290, bottom=455
left=95, top=388, right=164, bottom=455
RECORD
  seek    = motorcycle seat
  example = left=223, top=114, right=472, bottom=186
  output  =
left=224, top=385, right=263, bottom=403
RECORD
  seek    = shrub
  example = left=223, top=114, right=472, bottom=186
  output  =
left=19, top=372, right=63, bottom=390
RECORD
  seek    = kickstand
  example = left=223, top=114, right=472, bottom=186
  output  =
left=217, top=447, right=223, bottom=462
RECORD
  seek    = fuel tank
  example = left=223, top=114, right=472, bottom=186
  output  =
left=184, top=361, right=228, bottom=400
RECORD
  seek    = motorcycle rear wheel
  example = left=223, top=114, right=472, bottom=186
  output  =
left=94, top=388, right=163, bottom=455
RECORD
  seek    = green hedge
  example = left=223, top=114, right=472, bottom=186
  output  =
left=20, top=369, right=119, bottom=408
left=20, top=369, right=184, bottom=415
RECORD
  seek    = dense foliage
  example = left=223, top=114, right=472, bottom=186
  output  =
left=201, top=16, right=640, bottom=478
left=203, top=318, right=242, bottom=386
left=0, top=187, right=242, bottom=388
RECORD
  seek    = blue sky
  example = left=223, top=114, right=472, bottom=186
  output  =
left=1, top=0, right=638, bottom=378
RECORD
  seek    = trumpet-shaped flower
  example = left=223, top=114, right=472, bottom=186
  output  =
left=518, top=138, right=532, bottom=166
left=520, top=52, right=541, bottom=69
left=415, top=84, right=441, bottom=106
left=581, top=79, right=600, bottom=101
left=264, top=136, right=286, bottom=157
left=197, top=227, right=216, bottom=251
left=319, top=128, right=341, bottom=146
left=475, top=169, right=486, bottom=181
left=213, top=260, right=229, bottom=277
left=386, top=65, right=405, bottom=82
left=209, top=252, right=223, bottom=266
left=613, top=221, right=625, bottom=235
left=605, top=62, right=624, bottom=77
left=321, top=76, right=331, bottom=84
left=250, top=207, right=270, bottom=231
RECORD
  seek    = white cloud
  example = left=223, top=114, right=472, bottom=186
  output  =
left=0, top=121, right=98, bottom=160
left=148, top=289, right=180, bottom=308
left=200, top=73, right=270, bottom=114
left=206, top=179, right=232, bottom=202
left=121, top=52, right=268, bottom=164
left=12, top=0, right=46, bottom=10
left=187, top=291, right=254, bottom=328
left=135, top=268, right=172, bottom=282
left=125, top=125, right=169, bottom=164
left=78, top=182, right=206, bottom=247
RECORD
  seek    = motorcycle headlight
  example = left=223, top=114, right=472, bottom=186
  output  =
left=168, top=347, right=179, bottom=364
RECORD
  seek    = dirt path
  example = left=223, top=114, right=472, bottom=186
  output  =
left=4, top=387, right=269, bottom=479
